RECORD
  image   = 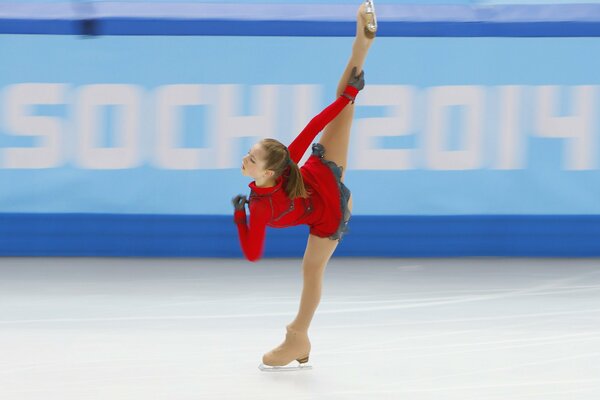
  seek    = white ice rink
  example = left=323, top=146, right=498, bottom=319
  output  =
left=0, top=257, right=599, bottom=400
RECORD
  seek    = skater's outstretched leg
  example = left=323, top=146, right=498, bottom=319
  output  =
left=318, top=3, right=375, bottom=181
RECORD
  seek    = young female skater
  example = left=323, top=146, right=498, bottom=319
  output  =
left=232, top=2, right=376, bottom=371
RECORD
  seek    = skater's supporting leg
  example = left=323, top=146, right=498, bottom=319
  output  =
left=261, top=235, right=336, bottom=367
left=288, top=234, right=339, bottom=333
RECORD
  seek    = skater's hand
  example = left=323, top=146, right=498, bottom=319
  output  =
left=232, top=194, right=248, bottom=211
left=347, top=67, right=365, bottom=91
left=342, top=67, right=365, bottom=103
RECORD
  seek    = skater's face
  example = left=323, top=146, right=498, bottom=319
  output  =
left=241, top=143, right=274, bottom=180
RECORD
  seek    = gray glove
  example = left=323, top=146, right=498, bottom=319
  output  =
left=347, top=67, right=365, bottom=91
left=232, top=194, right=248, bottom=211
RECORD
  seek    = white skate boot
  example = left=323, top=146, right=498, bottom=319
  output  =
left=258, top=326, right=312, bottom=372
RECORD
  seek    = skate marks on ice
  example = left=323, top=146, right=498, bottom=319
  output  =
left=310, top=258, right=600, bottom=399
left=0, top=260, right=600, bottom=325
left=2, top=268, right=598, bottom=326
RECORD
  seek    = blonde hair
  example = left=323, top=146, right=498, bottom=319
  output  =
left=260, top=138, right=308, bottom=199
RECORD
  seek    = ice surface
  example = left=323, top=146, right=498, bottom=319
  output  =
left=0, top=257, right=599, bottom=400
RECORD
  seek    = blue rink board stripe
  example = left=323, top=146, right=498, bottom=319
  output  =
left=4, top=19, right=600, bottom=37
left=3, top=4, right=600, bottom=36
left=1, top=214, right=599, bottom=257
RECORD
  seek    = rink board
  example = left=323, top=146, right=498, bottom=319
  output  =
left=1, top=213, right=600, bottom=257
left=1, top=3, right=600, bottom=256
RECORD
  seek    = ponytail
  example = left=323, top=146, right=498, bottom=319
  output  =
left=284, top=161, right=308, bottom=199
left=260, top=139, right=309, bottom=200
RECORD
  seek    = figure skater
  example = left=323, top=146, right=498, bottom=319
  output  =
left=232, top=1, right=377, bottom=371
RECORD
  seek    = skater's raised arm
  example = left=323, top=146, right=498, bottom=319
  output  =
left=287, top=68, right=364, bottom=163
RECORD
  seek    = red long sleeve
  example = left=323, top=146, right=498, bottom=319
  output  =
left=288, top=85, right=358, bottom=163
left=234, top=201, right=270, bottom=262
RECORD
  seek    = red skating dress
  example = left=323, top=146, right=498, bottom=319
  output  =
left=234, top=85, right=358, bottom=262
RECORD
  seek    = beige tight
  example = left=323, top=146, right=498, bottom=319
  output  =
left=287, top=5, right=373, bottom=335
left=262, top=5, right=375, bottom=367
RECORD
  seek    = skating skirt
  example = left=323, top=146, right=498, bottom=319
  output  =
left=300, top=143, right=352, bottom=240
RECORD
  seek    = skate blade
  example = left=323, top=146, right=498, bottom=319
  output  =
left=364, top=0, right=377, bottom=37
left=258, top=362, right=313, bottom=372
